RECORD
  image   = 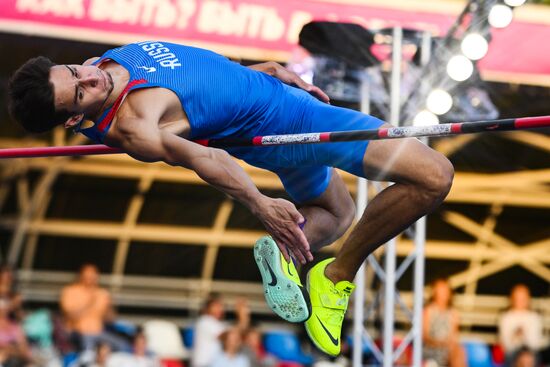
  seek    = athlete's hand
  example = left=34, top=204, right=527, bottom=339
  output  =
left=250, top=61, right=330, bottom=104
left=254, top=196, right=313, bottom=264
left=271, top=62, right=330, bottom=104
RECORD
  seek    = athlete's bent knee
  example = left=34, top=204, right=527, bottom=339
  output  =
left=339, top=199, right=355, bottom=234
left=329, top=194, right=355, bottom=239
left=421, top=153, right=454, bottom=204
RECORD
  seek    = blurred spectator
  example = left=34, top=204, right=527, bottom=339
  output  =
left=60, top=264, right=129, bottom=352
left=76, top=342, right=111, bottom=367
left=499, top=284, right=543, bottom=366
left=0, top=297, right=32, bottom=367
left=191, top=294, right=250, bottom=367
left=210, top=328, right=250, bottom=367
left=94, top=343, right=111, bottom=367
left=511, top=347, right=537, bottom=367
left=242, top=328, right=276, bottom=367
left=22, top=308, right=62, bottom=366
left=130, top=329, right=160, bottom=366
left=0, top=265, right=24, bottom=321
left=422, top=278, right=466, bottom=367
left=107, top=329, right=161, bottom=367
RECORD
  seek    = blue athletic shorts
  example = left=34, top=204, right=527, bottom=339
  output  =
left=225, top=85, right=385, bottom=203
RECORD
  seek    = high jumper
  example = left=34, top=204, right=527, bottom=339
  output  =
left=8, top=40, right=459, bottom=356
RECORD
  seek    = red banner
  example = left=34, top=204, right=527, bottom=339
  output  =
left=1, top=0, right=550, bottom=85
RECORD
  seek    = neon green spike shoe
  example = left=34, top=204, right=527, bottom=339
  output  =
left=305, top=258, right=355, bottom=356
left=254, top=236, right=311, bottom=323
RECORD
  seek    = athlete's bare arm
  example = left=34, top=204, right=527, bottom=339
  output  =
left=107, top=97, right=313, bottom=263
left=248, top=61, right=330, bottom=103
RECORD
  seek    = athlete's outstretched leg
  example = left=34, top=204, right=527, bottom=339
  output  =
left=325, top=132, right=454, bottom=282
left=305, top=126, right=453, bottom=356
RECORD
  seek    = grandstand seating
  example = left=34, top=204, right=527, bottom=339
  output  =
left=464, top=340, right=493, bottom=367
left=264, top=331, right=314, bottom=365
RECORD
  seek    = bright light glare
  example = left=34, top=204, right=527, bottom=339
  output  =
left=461, top=33, right=489, bottom=60
left=427, top=89, right=453, bottom=115
left=413, top=110, right=439, bottom=126
left=447, top=55, right=474, bottom=82
left=504, top=0, right=525, bottom=7
left=489, top=4, right=513, bottom=28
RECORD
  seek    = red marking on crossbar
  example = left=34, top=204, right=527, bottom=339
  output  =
left=378, top=128, right=389, bottom=138
left=451, top=123, right=462, bottom=134
left=515, top=116, right=550, bottom=129
left=0, top=145, right=121, bottom=159
left=320, top=133, right=330, bottom=142
left=195, top=139, right=209, bottom=146
left=252, top=137, right=263, bottom=146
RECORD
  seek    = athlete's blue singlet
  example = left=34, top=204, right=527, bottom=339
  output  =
left=80, top=41, right=384, bottom=203
left=81, top=41, right=286, bottom=142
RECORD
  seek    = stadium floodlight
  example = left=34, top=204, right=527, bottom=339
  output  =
left=461, top=33, right=489, bottom=60
left=504, top=0, right=526, bottom=7
left=427, top=89, right=453, bottom=115
left=447, top=55, right=474, bottom=82
left=413, top=110, right=439, bottom=126
left=489, top=4, right=513, bottom=28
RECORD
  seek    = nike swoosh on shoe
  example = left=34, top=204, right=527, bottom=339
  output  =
left=316, top=315, right=339, bottom=346
left=287, top=261, right=294, bottom=276
left=264, top=260, right=278, bottom=286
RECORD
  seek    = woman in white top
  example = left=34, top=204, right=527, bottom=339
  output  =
left=498, top=284, right=543, bottom=366
left=191, top=295, right=250, bottom=367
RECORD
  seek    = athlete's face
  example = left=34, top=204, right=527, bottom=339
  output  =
left=49, top=64, right=114, bottom=127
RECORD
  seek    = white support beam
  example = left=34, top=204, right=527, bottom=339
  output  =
left=201, top=199, right=235, bottom=292
left=20, top=157, right=550, bottom=208
left=111, top=169, right=156, bottom=289
left=7, top=135, right=86, bottom=265
left=463, top=204, right=503, bottom=320
left=21, top=191, right=52, bottom=271
left=502, top=131, right=550, bottom=153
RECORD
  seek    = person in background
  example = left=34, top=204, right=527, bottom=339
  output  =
left=512, top=347, right=537, bottom=367
left=242, top=328, right=276, bottom=367
left=499, top=284, right=543, bottom=366
left=60, top=264, right=129, bottom=352
left=107, top=328, right=160, bottom=367
left=191, top=294, right=250, bottom=367
left=129, top=330, right=160, bottom=367
left=422, top=278, right=466, bottom=367
left=78, top=342, right=111, bottom=367
left=0, top=297, right=32, bottom=367
left=0, top=265, right=24, bottom=322
left=210, top=328, right=250, bottom=367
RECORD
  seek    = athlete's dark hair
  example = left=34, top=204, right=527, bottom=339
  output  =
left=7, top=56, right=72, bottom=133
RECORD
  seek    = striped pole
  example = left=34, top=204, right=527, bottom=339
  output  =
left=0, top=115, right=548, bottom=159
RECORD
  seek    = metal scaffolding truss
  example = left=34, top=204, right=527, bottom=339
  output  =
left=350, top=28, right=427, bottom=367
